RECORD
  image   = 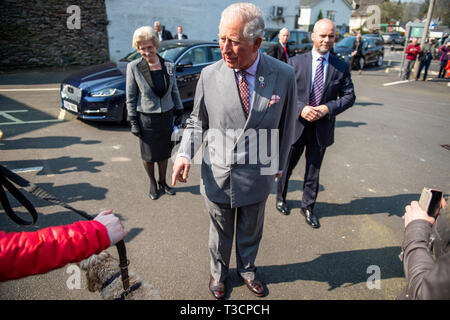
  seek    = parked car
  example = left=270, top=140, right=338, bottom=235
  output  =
left=381, top=32, right=404, bottom=45
left=333, top=35, right=385, bottom=70
left=260, top=28, right=313, bottom=57
left=60, top=40, right=221, bottom=123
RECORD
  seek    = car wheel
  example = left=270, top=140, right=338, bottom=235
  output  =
left=377, top=55, right=383, bottom=67
left=359, top=57, right=365, bottom=70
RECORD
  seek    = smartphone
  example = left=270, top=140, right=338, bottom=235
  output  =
left=418, top=188, right=443, bottom=218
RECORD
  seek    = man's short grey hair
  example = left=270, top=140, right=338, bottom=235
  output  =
left=220, top=2, right=265, bottom=44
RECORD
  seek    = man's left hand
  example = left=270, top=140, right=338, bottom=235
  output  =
left=313, top=105, right=329, bottom=119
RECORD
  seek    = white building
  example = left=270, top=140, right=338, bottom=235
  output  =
left=298, top=0, right=353, bottom=33
left=105, top=0, right=300, bottom=62
left=349, top=0, right=384, bottom=33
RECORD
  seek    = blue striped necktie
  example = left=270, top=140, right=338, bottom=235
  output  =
left=309, top=56, right=325, bottom=106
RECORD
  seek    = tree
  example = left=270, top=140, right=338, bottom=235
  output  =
left=424, top=0, right=450, bottom=27
left=380, top=1, right=403, bottom=24
left=317, top=10, right=323, bottom=22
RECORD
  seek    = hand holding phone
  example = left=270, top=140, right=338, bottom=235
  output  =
left=419, top=188, right=443, bottom=218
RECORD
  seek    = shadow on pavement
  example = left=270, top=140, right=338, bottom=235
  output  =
left=285, top=193, right=419, bottom=218
left=0, top=182, right=108, bottom=213
left=0, top=136, right=100, bottom=150
left=335, top=120, right=367, bottom=128
left=1, top=156, right=104, bottom=175
left=354, top=101, right=383, bottom=107
left=227, top=246, right=403, bottom=295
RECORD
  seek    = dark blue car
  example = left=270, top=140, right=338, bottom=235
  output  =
left=60, top=40, right=221, bottom=123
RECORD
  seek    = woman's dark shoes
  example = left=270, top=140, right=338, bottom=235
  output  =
left=158, top=181, right=175, bottom=196
left=149, top=182, right=159, bottom=200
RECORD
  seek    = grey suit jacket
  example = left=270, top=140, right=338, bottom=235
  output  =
left=126, top=56, right=183, bottom=117
left=177, top=53, right=297, bottom=208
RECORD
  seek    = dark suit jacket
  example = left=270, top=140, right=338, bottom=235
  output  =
left=288, top=51, right=355, bottom=148
left=352, top=40, right=363, bottom=59
left=267, top=43, right=289, bottom=63
left=160, top=29, right=173, bottom=41
left=176, top=33, right=188, bottom=40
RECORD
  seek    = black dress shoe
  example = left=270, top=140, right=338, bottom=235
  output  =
left=209, top=275, right=225, bottom=300
left=239, top=274, right=265, bottom=297
left=276, top=201, right=289, bottom=215
left=158, top=181, right=175, bottom=196
left=149, top=182, right=159, bottom=200
left=300, top=208, right=320, bottom=229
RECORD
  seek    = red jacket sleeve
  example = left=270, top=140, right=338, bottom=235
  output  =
left=0, top=220, right=110, bottom=281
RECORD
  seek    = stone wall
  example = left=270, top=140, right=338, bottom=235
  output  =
left=0, top=0, right=109, bottom=71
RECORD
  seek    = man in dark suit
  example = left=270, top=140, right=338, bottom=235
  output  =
left=176, top=26, right=188, bottom=40
left=276, top=18, right=355, bottom=228
left=266, top=28, right=290, bottom=63
left=154, top=21, right=173, bottom=41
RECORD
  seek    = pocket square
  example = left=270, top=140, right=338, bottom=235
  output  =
left=269, top=95, right=280, bottom=106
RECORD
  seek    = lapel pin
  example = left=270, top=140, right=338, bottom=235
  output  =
left=258, top=76, right=265, bottom=88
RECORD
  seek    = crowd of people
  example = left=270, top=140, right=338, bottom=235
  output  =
left=1, top=2, right=449, bottom=301
left=402, top=36, right=450, bottom=81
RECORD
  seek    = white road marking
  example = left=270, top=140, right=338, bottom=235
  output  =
left=0, top=110, right=63, bottom=125
left=0, top=88, right=59, bottom=92
left=383, top=80, right=411, bottom=86
left=11, top=166, right=44, bottom=173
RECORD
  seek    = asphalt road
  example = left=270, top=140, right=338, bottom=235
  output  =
left=0, top=52, right=449, bottom=301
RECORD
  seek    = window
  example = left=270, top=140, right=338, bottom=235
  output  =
left=288, top=32, right=298, bottom=45
left=210, top=47, right=222, bottom=62
left=326, top=10, right=336, bottom=22
left=181, top=47, right=209, bottom=66
left=298, top=32, right=311, bottom=44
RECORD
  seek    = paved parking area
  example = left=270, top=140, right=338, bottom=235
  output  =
left=0, top=52, right=449, bottom=301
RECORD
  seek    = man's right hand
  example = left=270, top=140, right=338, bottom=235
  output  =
left=301, top=105, right=321, bottom=122
left=172, top=156, right=190, bottom=186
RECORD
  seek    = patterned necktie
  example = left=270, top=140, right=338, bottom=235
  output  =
left=309, top=56, right=325, bottom=107
left=238, top=71, right=250, bottom=118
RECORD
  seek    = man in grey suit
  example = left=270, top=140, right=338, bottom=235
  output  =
left=172, top=3, right=297, bottom=299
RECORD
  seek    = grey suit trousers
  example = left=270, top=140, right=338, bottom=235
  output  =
left=205, top=198, right=266, bottom=282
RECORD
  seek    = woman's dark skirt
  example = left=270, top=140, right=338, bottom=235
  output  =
left=137, top=110, right=173, bottom=162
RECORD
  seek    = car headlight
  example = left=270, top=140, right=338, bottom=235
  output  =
left=90, top=88, right=124, bottom=97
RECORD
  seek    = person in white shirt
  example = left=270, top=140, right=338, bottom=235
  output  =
left=153, top=21, right=173, bottom=41
left=176, top=26, right=188, bottom=40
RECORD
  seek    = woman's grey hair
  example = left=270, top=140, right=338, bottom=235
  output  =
left=220, top=2, right=265, bottom=44
left=132, top=26, right=160, bottom=50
